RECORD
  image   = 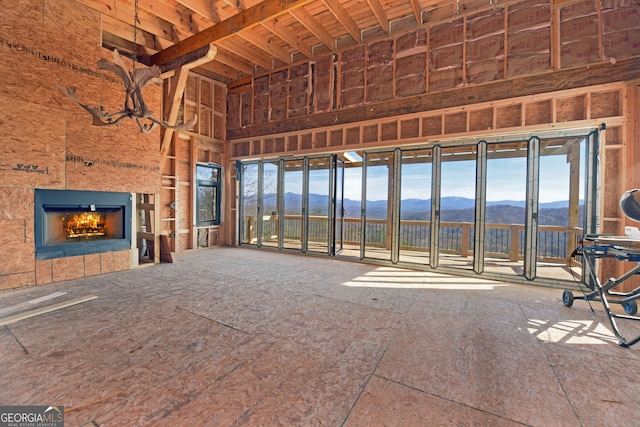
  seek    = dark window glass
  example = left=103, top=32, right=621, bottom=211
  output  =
left=196, top=164, right=221, bottom=226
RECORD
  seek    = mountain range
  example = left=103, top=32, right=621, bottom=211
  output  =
left=257, top=193, right=584, bottom=226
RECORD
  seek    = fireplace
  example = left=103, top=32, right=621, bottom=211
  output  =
left=35, top=189, right=132, bottom=260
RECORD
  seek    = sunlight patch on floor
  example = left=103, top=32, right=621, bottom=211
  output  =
left=341, top=267, right=510, bottom=289
left=528, top=318, right=616, bottom=345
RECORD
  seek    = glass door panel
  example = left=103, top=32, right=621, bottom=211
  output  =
left=261, top=161, right=279, bottom=248
left=483, top=142, right=528, bottom=276
left=363, top=151, right=394, bottom=261
left=307, top=156, right=332, bottom=254
left=333, top=157, right=345, bottom=254
left=283, top=159, right=304, bottom=250
left=536, top=137, right=586, bottom=281
left=340, top=161, right=363, bottom=259
left=438, top=146, right=477, bottom=270
left=241, top=163, right=260, bottom=245
left=399, top=148, right=432, bottom=264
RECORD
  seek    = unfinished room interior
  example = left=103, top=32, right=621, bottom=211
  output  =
left=2, top=0, right=640, bottom=424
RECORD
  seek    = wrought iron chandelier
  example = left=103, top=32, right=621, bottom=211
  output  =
left=58, top=0, right=196, bottom=133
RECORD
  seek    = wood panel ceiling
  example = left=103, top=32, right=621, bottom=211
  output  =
left=78, top=0, right=455, bottom=83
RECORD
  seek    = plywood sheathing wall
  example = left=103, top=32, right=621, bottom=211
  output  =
left=226, top=0, right=640, bottom=144
left=0, top=0, right=161, bottom=290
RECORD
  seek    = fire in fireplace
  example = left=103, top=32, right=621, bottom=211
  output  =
left=65, top=212, right=107, bottom=239
left=35, top=189, right=132, bottom=260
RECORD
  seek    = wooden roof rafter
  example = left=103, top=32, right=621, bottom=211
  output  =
left=408, top=0, right=423, bottom=24
left=88, top=0, right=471, bottom=82
left=366, top=0, right=390, bottom=33
left=320, top=0, right=362, bottom=43
left=261, top=17, right=314, bottom=58
left=289, top=7, right=335, bottom=50
left=176, top=0, right=222, bottom=23
left=216, top=38, right=275, bottom=70
left=150, top=0, right=317, bottom=66
left=137, top=0, right=198, bottom=40
left=237, top=30, right=293, bottom=64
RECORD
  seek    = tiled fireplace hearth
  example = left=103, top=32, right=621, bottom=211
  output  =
left=35, top=189, right=132, bottom=260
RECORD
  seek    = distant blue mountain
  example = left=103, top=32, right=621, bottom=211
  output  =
left=271, top=193, right=581, bottom=221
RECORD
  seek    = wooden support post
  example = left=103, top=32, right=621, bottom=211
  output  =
left=510, top=224, right=519, bottom=262
left=190, top=136, right=197, bottom=249
left=160, top=67, right=190, bottom=172
left=461, top=223, right=469, bottom=258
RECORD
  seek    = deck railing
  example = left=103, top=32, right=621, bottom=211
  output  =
left=242, top=215, right=583, bottom=265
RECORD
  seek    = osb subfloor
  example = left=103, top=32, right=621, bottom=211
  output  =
left=2, top=248, right=640, bottom=426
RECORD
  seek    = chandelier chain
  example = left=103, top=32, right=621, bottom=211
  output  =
left=133, top=0, right=139, bottom=74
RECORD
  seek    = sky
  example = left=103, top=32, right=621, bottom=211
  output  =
left=247, top=149, right=584, bottom=204
left=335, top=154, right=578, bottom=203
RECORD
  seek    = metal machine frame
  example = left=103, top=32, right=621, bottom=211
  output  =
left=563, top=238, right=640, bottom=347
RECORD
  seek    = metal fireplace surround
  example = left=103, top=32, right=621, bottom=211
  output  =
left=35, top=189, right=132, bottom=260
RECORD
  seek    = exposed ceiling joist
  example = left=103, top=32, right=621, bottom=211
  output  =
left=222, top=0, right=245, bottom=12
left=237, top=31, right=293, bottom=64
left=213, top=46, right=257, bottom=74
left=408, top=0, right=422, bottom=24
left=176, top=0, right=221, bottom=23
left=320, top=0, right=361, bottom=43
left=216, top=38, right=274, bottom=70
left=150, top=0, right=316, bottom=66
left=366, top=0, right=390, bottom=33
left=289, top=7, right=335, bottom=50
left=138, top=0, right=195, bottom=39
left=261, top=18, right=313, bottom=58
left=88, top=0, right=450, bottom=82
left=197, top=60, right=240, bottom=80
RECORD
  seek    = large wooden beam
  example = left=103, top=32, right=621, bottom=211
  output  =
left=150, top=0, right=316, bottom=66
left=227, top=56, right=640, bottom=140
left=159, top=43, right=218, bottom=77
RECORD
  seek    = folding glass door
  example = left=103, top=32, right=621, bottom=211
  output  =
left=535, top=134, right=595, bottom=281
left=435, top=145, right=478, bottom=271
left=261, top=161, right=280, bottom=248
left=283, top=159, right=304, bottom=250
left=399, top=149, right=433, bottom=264
left=362, top=150, right=396, bottom=262
left=239, top=129, right=598, bottom=286
left=240, top=163, right=260, bottom=245
left=240, top=155, right=344, bottom=255
left=481, top=141, right=528, bottom=276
